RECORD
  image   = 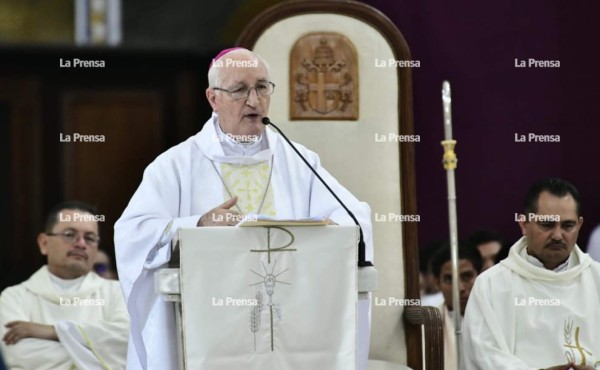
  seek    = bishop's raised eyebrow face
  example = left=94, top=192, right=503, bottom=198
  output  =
left=225, top=78, right=267, bottom=91
left=234, top=78, right=269, bottom=86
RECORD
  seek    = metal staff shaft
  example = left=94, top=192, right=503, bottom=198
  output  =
left=441, top=80, right=461, bottom=370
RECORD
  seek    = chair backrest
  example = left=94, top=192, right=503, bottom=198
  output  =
left=237, top=1, right=422, bottom=367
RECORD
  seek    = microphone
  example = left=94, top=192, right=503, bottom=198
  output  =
left=262, top=117, right=372, bottom=267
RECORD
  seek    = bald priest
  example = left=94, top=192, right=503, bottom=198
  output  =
left=462, top=178, right=600, bottom=370
left=114, top=48, right=373, bottom=369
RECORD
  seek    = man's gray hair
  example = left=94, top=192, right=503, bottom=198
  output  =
left=207, top=48, right=270, bottom=88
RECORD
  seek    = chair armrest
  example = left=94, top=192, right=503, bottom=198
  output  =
left=404, top=306, right=444, bottom=370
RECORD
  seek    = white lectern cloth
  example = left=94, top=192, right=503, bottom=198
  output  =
left=178, top=226, right=357, bottom=370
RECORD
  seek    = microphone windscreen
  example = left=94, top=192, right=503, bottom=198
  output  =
left=261, top=117, right=271, bottom=125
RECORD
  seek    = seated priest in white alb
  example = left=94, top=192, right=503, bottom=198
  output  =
left=462, top=178, right=600, bottom=370
left=429, top=243, right=481, bottom=370
left=0, top=201, right=129, bottom=369
left=114, top=47, right=373, bottom=370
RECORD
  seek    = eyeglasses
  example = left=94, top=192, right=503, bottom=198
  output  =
left=213, top=81, right=275, bottom=99
left=46, top=229, right=100, bottom=246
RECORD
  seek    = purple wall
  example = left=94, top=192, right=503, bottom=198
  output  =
left=362, top=0, right=599, bottom=249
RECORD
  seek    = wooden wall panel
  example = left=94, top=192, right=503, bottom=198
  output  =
left=0, top=77, right=45, bottom=287
left=0, top=47, right=207, bottom=290
left=61, top=91, right=164, bottom=256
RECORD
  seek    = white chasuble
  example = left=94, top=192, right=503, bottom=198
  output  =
left=462, top=237, right=600, bottom=370
left=0, top=266, right=129, bottom=370
left=177, top=226, right=357, bottom=369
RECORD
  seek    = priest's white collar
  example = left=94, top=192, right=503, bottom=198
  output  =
left=48, top=270, right=86, bottom=293
left=521, top=246, right=571, bottom=272
left=198, top=112, right=278, bottom=165
left=501, top=236, right=591, bottom=281
left=22, top=266, right=106, bottom=304
left=214, top=116, right=267, bottom=157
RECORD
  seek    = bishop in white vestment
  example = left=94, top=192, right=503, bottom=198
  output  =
left=114, top=48, right=373, bottom=370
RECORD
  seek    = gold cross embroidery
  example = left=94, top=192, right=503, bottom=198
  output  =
left=250, top=227, right=297, bottom=263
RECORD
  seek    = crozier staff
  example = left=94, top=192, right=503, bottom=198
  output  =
left=441, top=80, right=462, bottom=369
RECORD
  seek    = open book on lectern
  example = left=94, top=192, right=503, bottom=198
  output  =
left=235, top=213, right=335, bottom=227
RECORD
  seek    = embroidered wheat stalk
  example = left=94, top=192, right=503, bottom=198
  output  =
left=256, top=290, right=264, bottom=313
left=564, top=318, right=573, bottom=344
left=250, top=291, right=263, bottom=351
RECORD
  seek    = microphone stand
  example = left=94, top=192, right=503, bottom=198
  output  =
left=262, top=117, right=372, bottom=267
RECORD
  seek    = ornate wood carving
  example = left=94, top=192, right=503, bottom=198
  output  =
left=290, top=33, right=358, bottom=120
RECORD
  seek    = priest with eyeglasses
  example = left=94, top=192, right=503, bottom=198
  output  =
left=0, top=201, right=129, bottom=369
left=115, top=47, right=373, bottom=370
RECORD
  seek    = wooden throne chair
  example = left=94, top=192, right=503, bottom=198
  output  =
left=236, top=1, right=443, bottom=369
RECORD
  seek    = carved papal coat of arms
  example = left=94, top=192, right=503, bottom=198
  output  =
left=290, top=33, right=359, bottom=120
